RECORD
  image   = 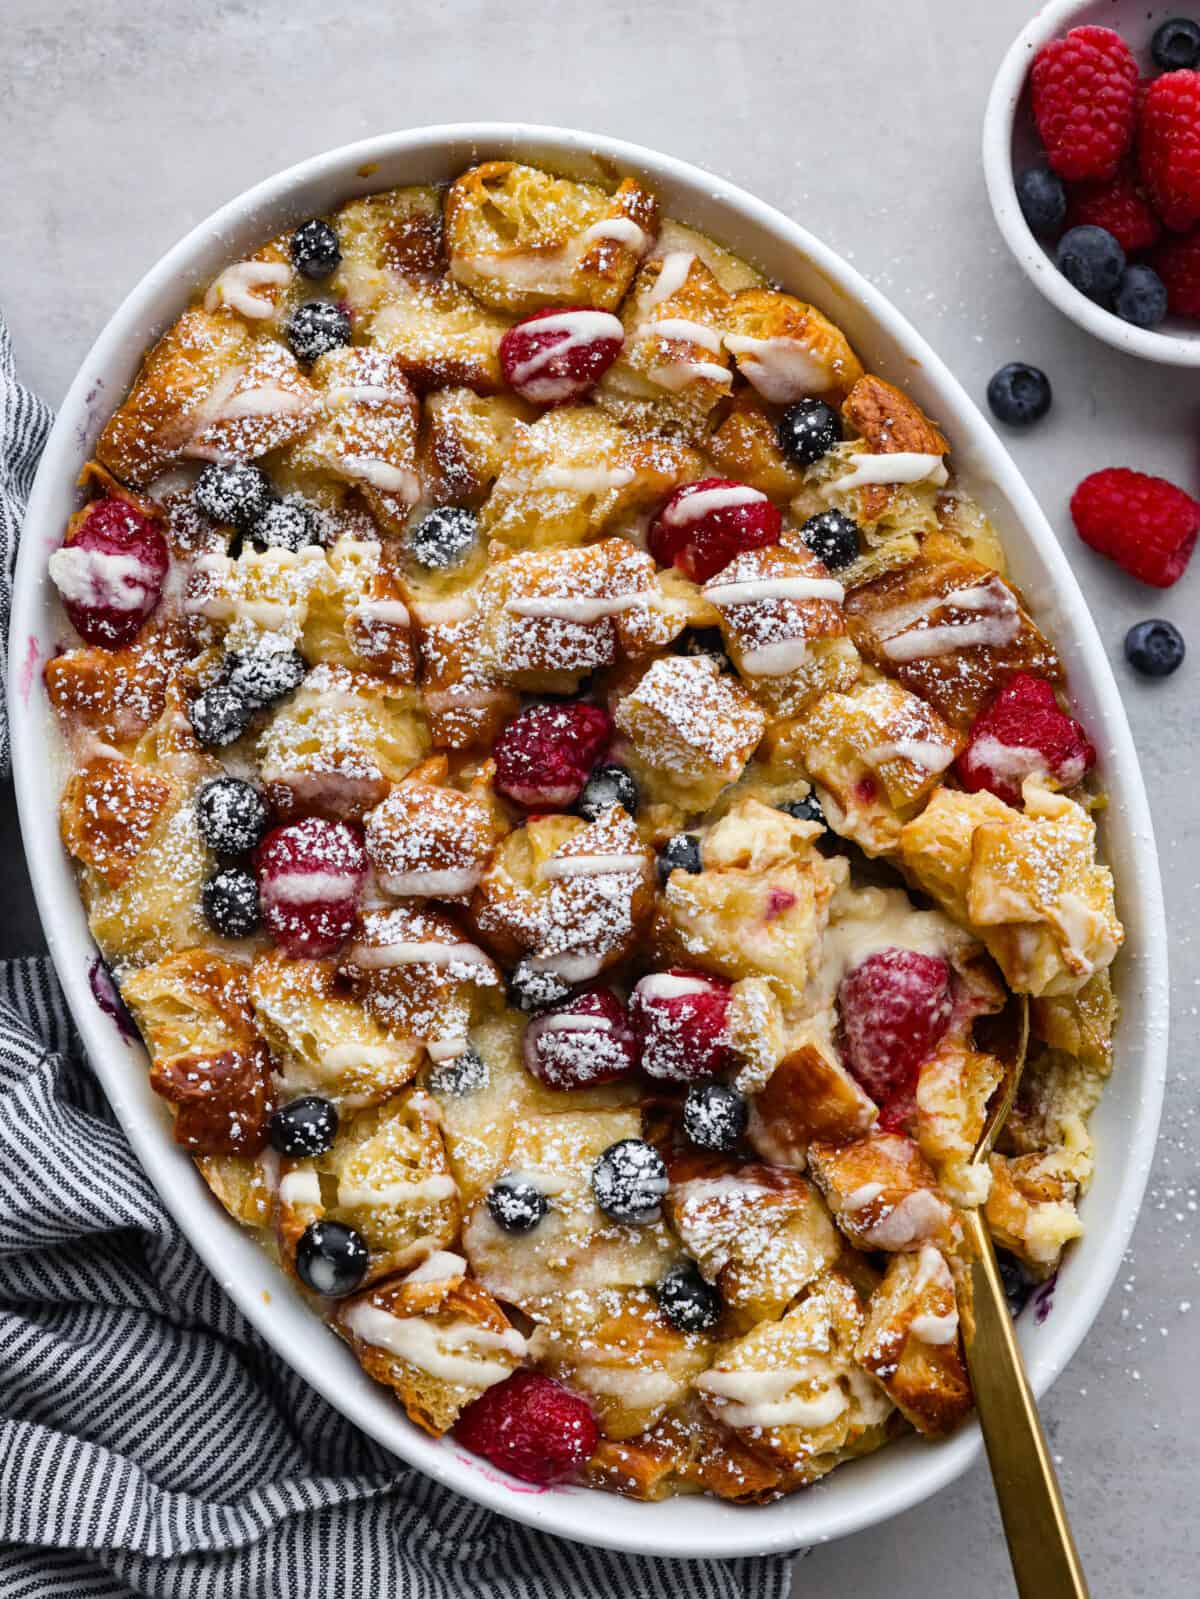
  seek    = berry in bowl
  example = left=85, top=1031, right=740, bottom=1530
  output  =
left=10, top=127, right=1165, bottom=1558
left=984, top=0, right=1200, bottom=362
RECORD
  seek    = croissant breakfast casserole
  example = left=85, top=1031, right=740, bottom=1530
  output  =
left=43, top=158, right=1123, bottom=1500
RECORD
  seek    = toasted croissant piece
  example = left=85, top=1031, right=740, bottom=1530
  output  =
left=654, top=798, right=841, bottom=1004
left=471, top=807, right=655, bottom=981
left=445, top=162, right=657, bottom=314
left=774, top=676, right=963, bottom=856
left=703, top=536, right=861, bottom=720
left=60, top=756, right=176, bottom=887
left=249, top=949, right=422, bottom=1110
left=855, top=1244, right=972, bottom=1435
left=899, top=783, right=1122, bottom=998
left=277, top=1091, right=460, bottom=1286
left=123, top=950, right=273, bottom=1156
left=667, top=1155, right=842, bottom=1323
left=843, top=533, right=1061, bottom=728
left=474, top=537, right=661, bottom=691
left=597, top=251, right=733, bottom=442
left=337, top=1264, right=524, bottom=1435
left=808, top=1132, right=961, bottom=1254
left=340, top=900, right=501, bottom=1057
left=695, top=1272, right=893, bottom=1485
left=257, top=663, right=429, bottom=821
left=723, top=288, right=864, bottom=404
left=614, top=654, right=766, bottom=816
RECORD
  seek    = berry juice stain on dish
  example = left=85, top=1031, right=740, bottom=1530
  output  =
left=42, top=157, right=1127, bottom=1501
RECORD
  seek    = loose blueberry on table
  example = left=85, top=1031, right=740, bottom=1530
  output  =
left=1124, top=618, right=1185, bottom=678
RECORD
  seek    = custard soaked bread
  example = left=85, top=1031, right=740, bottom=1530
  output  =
left=48, top=157, right=1122, bottom=1498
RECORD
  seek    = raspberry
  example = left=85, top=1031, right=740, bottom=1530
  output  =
left=1150, top=227, right=1200, bottom=315
left=1138, top=70, right=1200, bottom=232
left=629, top=968, right=731, bottom=1082
left=1064, top=167, right=1161, bottom=252
left=499, top=307, right=625, bottom=404
left=956, top=674, right=1095, bottom=808
left=648, top=478, right=782, bottom=583
left=838, top=949, right=953, bottom=1128
left=1031, top=26, right=1138, bottom=182
left=455, top=1371, right=598, bottom=1485
left=1070, top=467, right=1199, bottom=588
left=522, top=987, right=638, bottom=1090
left=492, top=702, right=611, bottom=808
left=47, top=499, right=169, bottom=648
left=255, top=818, right=367, bottom=957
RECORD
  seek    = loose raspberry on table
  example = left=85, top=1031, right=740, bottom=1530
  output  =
left=629, top=968, right=732, bottom=1082
left=455, top=1371, right=598, bottom=1485
left=1064, top=167, right=1161, bottom=252
left=1070, top=467, right=1200, bottom=588
left=522, top=987, right=639, bottom=1090
left=255, top=818, right=367, bottom=957
left=838, top=948, right=953, bottom=1129
left=492, top=702, right=612, bottom=808
left=1150, top=227, right=1200, bottom=316
left=1031, top=26, right=1138, bottom=182
left=1138, top=69, right=1200, bottom=233
left=648, top=478, right=782, bottom=583
left=956, top=673, right=1095, bottom=808
left=48, top=499, right=169, bottom=648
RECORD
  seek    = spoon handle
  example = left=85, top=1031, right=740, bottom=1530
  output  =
left=960, top=1206, right=1090, bottom=1599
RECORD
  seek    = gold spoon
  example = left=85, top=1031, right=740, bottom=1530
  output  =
left=959, top=995, right=1090, bottom=1597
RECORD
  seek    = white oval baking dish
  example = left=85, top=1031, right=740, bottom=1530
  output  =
left=7, top=124, right=1168, bottom=1558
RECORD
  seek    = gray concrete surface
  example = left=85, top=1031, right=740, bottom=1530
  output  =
left=1, top=0, right=1196, bottom=1591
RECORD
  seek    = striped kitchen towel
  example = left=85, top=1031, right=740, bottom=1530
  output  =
left=0, top=317, right=52, bottom=776
left=0, top=321, right=796, bottom=1596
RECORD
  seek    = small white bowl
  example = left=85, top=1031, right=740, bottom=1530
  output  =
left=8, top=124, right=1169, bottom=1558
left=983, top=0, right=1200, bottom=365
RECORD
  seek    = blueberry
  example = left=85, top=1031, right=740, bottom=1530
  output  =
left=202, top=866, right=261, bottom=937
left=252, top=495, right=321, bottom=551
left=1152, top=17, right=1200, bottom=71
left=998, top=1251, right=1034, bottom=1318
left=1015, top=165, right=1067, bottom=235
left=295, top=1220, right=368, bottom=1297
left=658, top=832, right=702, bottom=883
left=579, top=763, right=639, bottom=820
left=986, top=363, right=1053, bottom=427
left=427, top=1044, right=490, bottom=1095
left=487, top=1174, right=548, bottom=1234
left=777, top=398, right=842, bottom=468
left=1124, top=618, right=1185, bottom=678
left=290, top=218, right=342, bottom=280
left=286, top=301, right=352, bottom=363
left=1114, top=265, right=1169, bottom=329
left=676, top=627, right=731, bottom=671
left=778, top=793, right=825, bottom=826
left=799, top=509, right=860, bottom=570
left=189, top=683, right=252, bottom=749
left=1056, top=226, right=1125, bottom=303
left=269, top=1095, right=339, bottom=1158
left=224, top=642, right=308, bottom=710
left=194, top=463, right=274, bottom=530
left=778, top=793, right=839, bottom=856
left=682, top=1082, right=748, bottom=1152
left=407, top=506, right=478, bottom=570
left=507, top=960, right=573, bottom=1014
left=655, top=1261, right=721, bottom=1333
left=196, top=776, right=269, bottom=855
left=591, top=1138, right=669, bottom=1225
